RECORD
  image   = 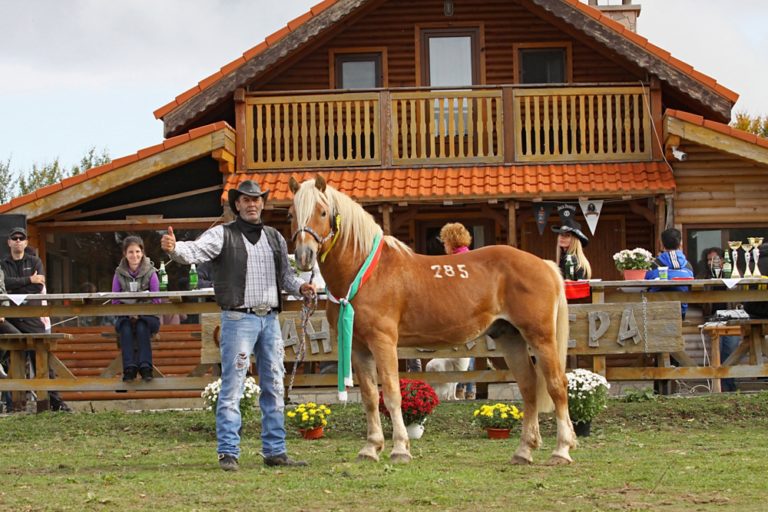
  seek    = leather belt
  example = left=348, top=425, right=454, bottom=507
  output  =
left=227, top=305, right=273, bottom=316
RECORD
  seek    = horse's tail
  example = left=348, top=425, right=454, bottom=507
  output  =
left=535, top=261, right=569, bottom=413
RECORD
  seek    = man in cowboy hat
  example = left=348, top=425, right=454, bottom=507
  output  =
left=161, top=180, right=315, bottom=471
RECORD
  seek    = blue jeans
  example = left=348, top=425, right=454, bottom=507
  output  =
left=116, top=316, right=159, bottom=370
left=720, top=335, right=740, bottom=392
left=217, top=310, right=286, bottom=458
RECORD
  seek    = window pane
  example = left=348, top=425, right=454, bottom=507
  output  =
left=341, top=60, right=377, bottom=89
left=520, top=48, right=565, bottom=84
left=429, top=36, right=473, bottom=87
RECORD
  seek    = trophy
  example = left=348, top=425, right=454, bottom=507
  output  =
left=710, top=254, right=722, bottom=278
left=749, top=237, right=764, bottom=277
left=741, top=241, right=754, bottom=278
left=727, top=240, right=742, bottom=278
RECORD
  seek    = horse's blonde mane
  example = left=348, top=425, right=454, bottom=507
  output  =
left=294, top=179, right=411, bottom=257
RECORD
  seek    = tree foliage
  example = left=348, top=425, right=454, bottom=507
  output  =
left=731, top=112, right=768, bottom=138
left=1, top=147, right=111, bottom=201
left=0, top=158, right=13, bottom=204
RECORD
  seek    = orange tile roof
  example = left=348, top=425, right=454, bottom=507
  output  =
left=223, top=162, right=675, bottom=205
left=0, top=122, right=233, bottom=214
left=665, top=109, right=768, bottom=150
left=155, top=0, right=736, bottom=121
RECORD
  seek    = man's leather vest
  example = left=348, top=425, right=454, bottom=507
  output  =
left=213, top=222, right=284, bottom=311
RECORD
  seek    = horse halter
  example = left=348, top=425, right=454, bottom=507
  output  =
left=292, top=213, right=341, bottom=263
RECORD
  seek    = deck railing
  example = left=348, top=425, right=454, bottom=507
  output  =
left=512, top=86, right=652, bottom=162
left=244, top=84, right=653, bottom=169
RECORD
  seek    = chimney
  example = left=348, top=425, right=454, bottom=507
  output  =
left=587, top=0, right=641, bottom=32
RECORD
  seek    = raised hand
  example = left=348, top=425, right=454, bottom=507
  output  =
left=161, top=226, right=176, bottom=253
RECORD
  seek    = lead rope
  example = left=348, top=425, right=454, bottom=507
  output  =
left=285, top=271, right=317, bottom=404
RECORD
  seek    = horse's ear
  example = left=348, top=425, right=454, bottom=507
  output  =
left=314, top=174, right=327, bottom=193
left=289, top=176, right=300, bottom=195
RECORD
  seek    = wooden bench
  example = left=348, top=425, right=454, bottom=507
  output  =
left=51, top=325, right=204, bottom=402
left=0, top=332, right=72, bottom=411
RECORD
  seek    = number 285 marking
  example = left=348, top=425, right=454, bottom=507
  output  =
left=431, top=264, right=469, bottom=279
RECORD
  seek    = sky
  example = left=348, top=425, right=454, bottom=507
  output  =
left=1, top=0, right=766, bottom=175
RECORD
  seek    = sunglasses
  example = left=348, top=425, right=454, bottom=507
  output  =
left=9, top=236, right=26, bottom=241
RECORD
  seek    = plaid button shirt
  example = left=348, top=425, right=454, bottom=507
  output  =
left=169, top=225, right=304, bottom=307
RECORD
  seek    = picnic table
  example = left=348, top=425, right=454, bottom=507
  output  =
left=0, top=332, right=72, bottom=411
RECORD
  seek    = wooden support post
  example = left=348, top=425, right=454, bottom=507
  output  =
left=34, top=340, right=51, bottom=410
left=502, top=86, right=515, bottom=164
left=650, top=77, right=663, bottom=160
left=710, top=331, right=722, bottom=393
left=379, top=91, right=393, bottom=168
left=234, top=88, right=247, bottom=172
left=655, top=195, right=665, bottom=254
left=380, top=205, right=392, bottom=235
left=506, top=201, right=517, bottom=246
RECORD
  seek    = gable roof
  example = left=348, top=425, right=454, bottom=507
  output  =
left=0, top=122, right=235, bottom=221
left=664, top=109, right=768, bottom=166
left=223, top=162, right=675, bottom=206
left=155, top=0, right=737, bottom=137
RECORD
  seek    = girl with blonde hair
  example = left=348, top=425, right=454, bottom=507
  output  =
left=552, top=218, right=592, bottom=280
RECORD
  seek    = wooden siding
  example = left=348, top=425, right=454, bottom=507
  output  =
left=674, top=142, right=768, bottom=224
left=257, top=0, right=640, bottom=93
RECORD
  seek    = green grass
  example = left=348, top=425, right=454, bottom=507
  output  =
left=2, top=392, right=768, bottom=511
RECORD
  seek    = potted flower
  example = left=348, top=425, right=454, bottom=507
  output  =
left=566, top=369, right=611, bottom=437
left=287, top=402, right=331, bottom=439
left=379, top=379, right=440, bottom=439
left=612, top=248, right=654, bottom=280
left=472, top=403, right=524, bottom=439
left=201, top=376, right=260, bottom=421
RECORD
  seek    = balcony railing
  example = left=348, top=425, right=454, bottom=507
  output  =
left=244, top=84, right=653, bottom=170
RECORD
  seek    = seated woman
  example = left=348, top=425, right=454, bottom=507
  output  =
left=112, top=236, right=161, bottom=382
left=552, top=218, right=592, bottom=280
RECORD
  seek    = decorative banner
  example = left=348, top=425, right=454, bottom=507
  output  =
left=579, top=199, right=604, bottom=235
left=556, top=203, right=578, bottom=222
left=534, top=203, right=554, bottom=235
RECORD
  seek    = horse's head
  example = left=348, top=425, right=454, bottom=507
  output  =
left=289, top=174, right=337, bottom=271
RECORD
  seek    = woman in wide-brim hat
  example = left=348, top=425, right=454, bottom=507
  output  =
left=552, top=218, right=592, bottom=280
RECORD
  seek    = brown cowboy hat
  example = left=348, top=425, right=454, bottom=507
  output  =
left=228, top=180, right=269, bottom=213
left=551, top=218, right=589, bottom=247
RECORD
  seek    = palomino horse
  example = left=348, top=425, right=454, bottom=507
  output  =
left=289, top=175, right=576, bottom=465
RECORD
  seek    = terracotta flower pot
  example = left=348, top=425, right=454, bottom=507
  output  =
left=300, top=426, right=324, bottom=440
left=623, top=269, right=647, bottom=281
left=486, top=428, right=511, bottom=439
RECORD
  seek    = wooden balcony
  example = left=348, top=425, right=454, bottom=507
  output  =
left=244, top=84, right=653, bottom=170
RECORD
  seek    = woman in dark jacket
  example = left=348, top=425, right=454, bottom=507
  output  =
left=552, top=218, right=592, bottom=280
left=112, top=236, right=161, bottom=382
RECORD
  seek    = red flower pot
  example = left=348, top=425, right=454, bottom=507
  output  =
left=300, top=426, right=324, bottom=440
left=486, top=428, right=511, bottom=439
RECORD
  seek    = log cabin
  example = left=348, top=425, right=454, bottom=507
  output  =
left=2, top=0, right=767, bottom=403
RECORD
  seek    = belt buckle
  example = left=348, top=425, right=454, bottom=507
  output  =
left=253, top=305, right=271, bottom=316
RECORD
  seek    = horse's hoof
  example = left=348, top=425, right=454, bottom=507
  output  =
left=545, top=455, right=573, bottom=466
left=389, top=452, right=412, bottom=464
left=356, top=453, right=379, bottom=463
left=510, top=455, right=533, bottom=465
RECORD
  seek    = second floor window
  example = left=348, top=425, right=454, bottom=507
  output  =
left=334, top=53, right=382, bottom=89
left=519, top=47, right=566, bottom=84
